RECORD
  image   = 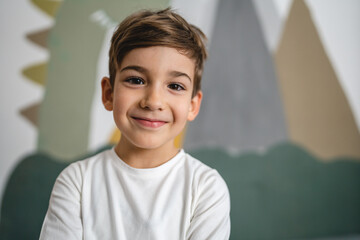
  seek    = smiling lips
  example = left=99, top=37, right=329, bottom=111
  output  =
left=132, top=116, right=167, bottom=128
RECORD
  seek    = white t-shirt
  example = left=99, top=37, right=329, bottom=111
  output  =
left=40, top=148, right=230, bottom=240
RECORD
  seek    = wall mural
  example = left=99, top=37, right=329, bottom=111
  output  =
left=1, top=0, right=360, bottom=239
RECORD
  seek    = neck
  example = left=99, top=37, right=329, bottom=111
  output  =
left=114, top=138, right=179, bottom=169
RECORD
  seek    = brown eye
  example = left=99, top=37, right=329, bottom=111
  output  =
left=168, top=83, right=185, bottom=91
left=125, top=77, right=144, bottom=85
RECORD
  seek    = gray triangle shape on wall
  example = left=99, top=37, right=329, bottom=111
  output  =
left=185, top=0, right=288, bottom=152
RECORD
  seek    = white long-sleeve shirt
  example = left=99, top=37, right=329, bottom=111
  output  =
left=40, top=148, right=230, bottom=240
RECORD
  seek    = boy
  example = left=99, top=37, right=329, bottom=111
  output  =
left=40, top=8, right=230, bottom=240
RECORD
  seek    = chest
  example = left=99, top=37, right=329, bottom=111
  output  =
left=81, top=166, right=195, bottom=240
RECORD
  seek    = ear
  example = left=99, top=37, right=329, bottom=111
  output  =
left=187, top=90, right=203, bottom=121
left=101, top=77, right=114, bottom=111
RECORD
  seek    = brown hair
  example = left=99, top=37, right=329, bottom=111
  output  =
left=108, top=8, right=208, bottom=96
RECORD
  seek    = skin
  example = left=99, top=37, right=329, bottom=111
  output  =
left=101, top=46, right=202, bottom=168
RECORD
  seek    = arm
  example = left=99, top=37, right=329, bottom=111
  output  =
left=39, top=163, right=83, bottom=240
left=187, top=170, right=231, bottom=240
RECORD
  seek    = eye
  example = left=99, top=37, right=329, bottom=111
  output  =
left=168, top=83, right=185, bottom=91
left=125, top=77, right=144, bottom=85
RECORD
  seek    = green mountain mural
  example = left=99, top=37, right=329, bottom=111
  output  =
left=191, top=143, right=360, bottom=239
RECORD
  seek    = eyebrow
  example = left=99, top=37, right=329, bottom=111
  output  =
left=169, top=71, right=192, bottom=82
left=120, top=65, right=192, bottom=82
left=120, top=65, right=147, bottom=74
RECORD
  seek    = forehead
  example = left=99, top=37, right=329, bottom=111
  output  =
left=118, top=46, right=196, bottom=79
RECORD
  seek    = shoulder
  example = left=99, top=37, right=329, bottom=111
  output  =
left=183, top=152, right=231, bottom=239
left=183, top=152, right=227, bottom=184
left=183, top=151, right=230, bottom=202
left=39, top=150, right=114, bottom=239
left=56, top=149, right=112, bottom=186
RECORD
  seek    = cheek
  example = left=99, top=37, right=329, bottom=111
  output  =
left=173, top=102, right=191, bottom=122
left=112, top=90, right=136, bottom=114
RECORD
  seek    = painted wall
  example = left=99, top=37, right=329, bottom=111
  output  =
left=1, top=0, right=360, bottom=238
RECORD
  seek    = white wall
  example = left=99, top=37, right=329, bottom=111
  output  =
left=0, top=0, right=50, bottom=208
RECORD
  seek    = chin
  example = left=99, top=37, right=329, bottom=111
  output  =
left=127, top=136, right=172, bottom=151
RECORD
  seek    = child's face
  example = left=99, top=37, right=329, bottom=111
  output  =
left=102, top=46, right=202, bottom=152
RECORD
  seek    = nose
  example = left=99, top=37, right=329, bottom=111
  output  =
left=140, top=86, right=164, bottom=111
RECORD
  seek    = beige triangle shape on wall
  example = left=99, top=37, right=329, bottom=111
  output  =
left=109, top=128, right=121, bottom=145
left=30, top=0, right=63, bottom=18
left=20, top=102, right=40, bottom=127
left=275, top=0, right=360, bottom=159
left=26, top=28, right=50, bottom=49
left=22, top=62, right=47, bottom=86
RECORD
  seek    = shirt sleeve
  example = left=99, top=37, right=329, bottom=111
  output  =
left=39, top=163, right=83, bottom=240
left=187, top=169, right=231, bottom=240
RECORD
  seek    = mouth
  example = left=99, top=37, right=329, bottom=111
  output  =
left=131, top=116, right=168, bottom=128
